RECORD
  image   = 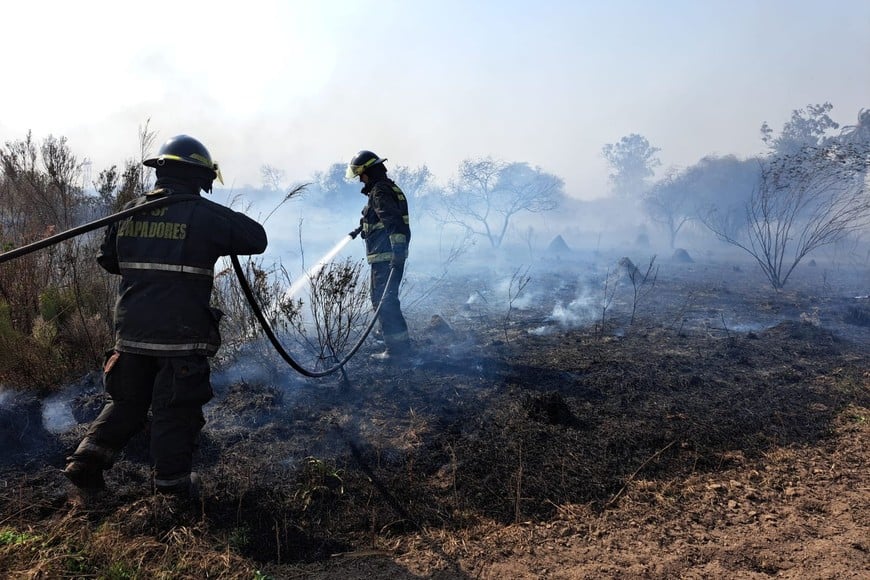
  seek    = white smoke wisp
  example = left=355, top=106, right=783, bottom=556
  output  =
left=211, top=345, right=284, bottom=391
left=466, top=291, right=486, bottom=306
left=494, top=275, right=536, bottom=311
left=41, top=393, right=77, bottom=434
left=531, top=284, right=598, bottom=335
left=461, top=273, right=537, bottom=315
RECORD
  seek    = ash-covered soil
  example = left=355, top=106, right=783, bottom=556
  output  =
left=1, top=254, right=868, bottom=578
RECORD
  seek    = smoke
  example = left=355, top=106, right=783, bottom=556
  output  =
left=212, top=341, right=293, bottom=391
left=41, top=393, right=77, bottom=434
left=0, top=388, right=58, bottom=467
left=494, top=274, right=536, bottom=311
left=531, top=283, right=599, bottom=335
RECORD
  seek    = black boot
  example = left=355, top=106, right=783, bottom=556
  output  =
left=156, top=472, right=201, bottom=502
left=371, top=340, right=414, bottom=362
left=62, top=460, right=106, bottom=491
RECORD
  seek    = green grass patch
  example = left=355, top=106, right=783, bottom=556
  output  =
left=0, top=528, right=41, bottom=546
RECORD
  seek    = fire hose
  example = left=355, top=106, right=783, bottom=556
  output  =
left=0, top=194, right=390, bottom=378
left=229, top=254, right=388, bottom=377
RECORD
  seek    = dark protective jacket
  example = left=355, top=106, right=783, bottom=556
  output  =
left=98, top=178, right=267, bottom=356
left=359, top=176, right=410, bottom=263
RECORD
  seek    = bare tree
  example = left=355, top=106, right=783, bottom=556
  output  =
left=703, top=143, right=870, bottom=290
left=260, top=164, right=286, bottom=192
left=437, top=158, right=562, bottom=249
left=645, top=155, right=760, bottom=250
left=0, top=133, right=83, bottom=331
left=643, top=169, right=693, bottom=250
left=0, top=132, right=84, bottom=232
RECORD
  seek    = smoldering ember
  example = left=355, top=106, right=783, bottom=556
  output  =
left=0, top=119, right=869, bottom=578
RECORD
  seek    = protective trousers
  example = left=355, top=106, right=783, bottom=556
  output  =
left=370, top=261, right=410, bottom=352
left=69, top=351, right=213, bottom=490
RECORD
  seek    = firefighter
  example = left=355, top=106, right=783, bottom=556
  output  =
left=346, top=150, right=412, bottom=360
left=63, top=135, right=268, bottom=497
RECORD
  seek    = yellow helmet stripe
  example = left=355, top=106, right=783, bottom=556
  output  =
left=154, top=154, right=222, bottom=183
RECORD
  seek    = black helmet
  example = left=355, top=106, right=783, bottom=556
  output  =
left=144, top=135, right=224, bottom=187
left=345, top=150, right=387, bottom=179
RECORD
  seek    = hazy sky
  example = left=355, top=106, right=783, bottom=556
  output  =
left=1, top=0, right=867, bottom=199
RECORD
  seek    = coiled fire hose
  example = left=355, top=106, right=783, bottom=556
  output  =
left=0, top=195, right=389, bottom=378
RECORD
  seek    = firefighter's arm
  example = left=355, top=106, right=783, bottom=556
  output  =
left=389, top=233, right=407, bottom=267
left=96, top=223, right=120, bottom=274
left=231, top=212, right=268, bottom=255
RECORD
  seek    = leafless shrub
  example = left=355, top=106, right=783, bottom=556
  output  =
left=304, top=258, right=369, bottom=368
left=212, top=256, right=295, bottom=356
left=621, top=255, right=659, bottom=326
left=272, top=218, right=371, bottom=371
left=598, top=264, right=619, bottom=334
left=703, top=143, right=870, bottom=290
left=503, top=265, right=531, bottom=342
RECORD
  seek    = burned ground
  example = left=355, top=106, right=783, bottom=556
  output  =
left=0, top=254, right=868, bottom=578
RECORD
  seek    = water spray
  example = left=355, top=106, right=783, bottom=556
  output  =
left=286, top=234, right=354, bottom=299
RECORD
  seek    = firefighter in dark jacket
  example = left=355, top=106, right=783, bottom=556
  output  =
left=63, top=135, right=268, bottom=496
left=346, top=150, right=412, bottom=360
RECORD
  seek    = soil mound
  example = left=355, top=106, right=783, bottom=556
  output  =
left=546, top=235, right=571, bottom=254
left=672, top=248, right=694, bottom=263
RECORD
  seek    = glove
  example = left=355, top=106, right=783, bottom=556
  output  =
left=390, top=243, right=407, bottom=268
left=348, top=226, right=363, bottom=240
